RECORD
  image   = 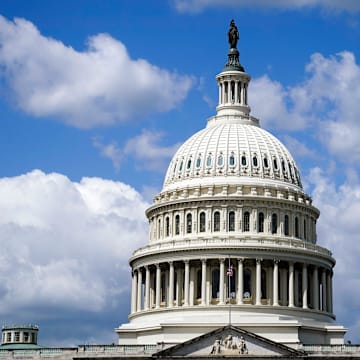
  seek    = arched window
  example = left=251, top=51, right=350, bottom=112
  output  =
left=186, top=213, right=192, bottom=234
left=241, top=155, right=247, bottom=166
left=158, top=219, right=161, bottom=239
left=217, top=154, right=224, bottom=167
left=179, top=160, right=184, bottom=172
left=244, top=269, right=251, bottom=298
left=229, top=265, right=236, bottom=296
left=196, top=157, right=201, bottom=168
left=212, top=269, right=220, bottom=298
left=304, top=219, right=307, bottom=240
left=258, top=212, right=264, bottom=233
left=295, top=217, right=299, bottom=238
left=284, top=215, right=289, bottom=236
left=214, top=211, right=220, bottom=232
left=273, top=158, right=278, bottom=170
left=165, top=216, right=170, bottom=237
left=231, top=81, right=235, bottom=102
left=175, top=215, right=180, bottom=235
left=199, top=212, right=206, bottom=232
left=228, top=211, right=235, bottom=232
left=271, top=213, right=278, bottom=234
left=264, top=157, right=269, bottom=168
left=187, top=159, right=191, bottom=170
left=229, top=154, right=235, bottom=167
left=243, top=211, right=250, bottom=232
left=206, top=155, right=212, bottom=168
left=281, top=160, right=286, bottom=173
left=253, top=156, right=258, bottom=167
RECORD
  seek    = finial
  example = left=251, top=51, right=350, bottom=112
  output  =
left=223, top=20, right=244, bottom=72
left=228, top=19, right=239, bottom=49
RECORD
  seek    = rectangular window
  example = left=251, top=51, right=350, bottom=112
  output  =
left=6, top=333, right=11, bottom=342
left=14, top=332, right=20, bottom=342
left=24, top=332, right=29, bottom=342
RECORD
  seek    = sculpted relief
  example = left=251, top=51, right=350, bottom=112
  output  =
left=210, top=334, right=248, bottom=355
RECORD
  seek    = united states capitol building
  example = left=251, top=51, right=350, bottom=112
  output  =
left=2, top=21, right=360, bottom=359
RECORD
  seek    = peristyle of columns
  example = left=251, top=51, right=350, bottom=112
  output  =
left=130, top=258, right=333, bottom=316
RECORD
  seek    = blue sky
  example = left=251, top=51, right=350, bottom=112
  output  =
left=1, top=0, right=360, bottom=346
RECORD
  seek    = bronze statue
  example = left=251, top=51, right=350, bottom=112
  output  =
left=228, top=19, right=239, bottom=49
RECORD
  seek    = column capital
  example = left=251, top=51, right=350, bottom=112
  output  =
left=169, top=260, right=173, bottom=265
left=219, top=258, right=225, bottom=263
left=273, top=259, right=280, bottom=264
left=256, top=258, right=263, bottom=264
left=201, top=258, right=207, bottom=264
left=237, top=258, right=244, bottom=263
left=184, top=259, right=190, bottom=264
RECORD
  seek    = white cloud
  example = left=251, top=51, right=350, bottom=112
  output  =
left=124, top=129, right=181, bottom=171
left=0, top=16, right=194, bottom=128
left=93, top=138, right=122, bottom=171
left=307, top=167, right=360, bottom=342
left=283, top=135, right=318, bottom=159
left=0, top=170, right=149, bottom=342
left=174, top=0, right=360, bottom=13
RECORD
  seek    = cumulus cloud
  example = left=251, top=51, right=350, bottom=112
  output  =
left=174, top=0, right=360, bottom=13
left=0, top=170, right=149, bottom=344
left=93, top=137, right=122, bottom=171
left=0, top=16, right=194, bottom=128
left=249, top=51, right=360, bottom=165
left=124, top=129, right=181, bottom=171
left=307, top=167, right=360, bottom=342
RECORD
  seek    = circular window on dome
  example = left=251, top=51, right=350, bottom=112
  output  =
left=217, top=154, right=224, bottom=167
left=241, top=155, right=247, bottom=167
left=229, top=153, right=236, bottom=167
left=206, top=154, right=212, bottom=168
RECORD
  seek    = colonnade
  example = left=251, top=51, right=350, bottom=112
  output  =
left=218, top=79, right=248, bottom=106
left=130, top=258, right=333, bottom=315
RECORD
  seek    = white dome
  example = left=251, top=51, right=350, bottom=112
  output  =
left=163, top=119, right=302, bottom=192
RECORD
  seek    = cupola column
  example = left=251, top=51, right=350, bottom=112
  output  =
left=237, top=258, right=244, bottom=305
left=273, top=260, right=279, bottom=306
left=302, top=263, right=308, bottom=309
left=219, top=259, right=225, bottom=305
left=169, top=261, right=174, bottom=308
left=321, top=269, right=327, bottom=312
left=155, top=264, right=161, bottom=309
left=137, top=268, right=143, bottom=311
left=288, top=262, right=295, bottom=307
left=312, top=266, right=319, bottom=310
left=145, top=266, right=150, bottom=310
left=184, top=260, right=190, bottom=306
left=131, top=269, right=137, bottom=313
left=201, top=259, right=207, bottom=306
left=256, top=259, right=262, bottom=305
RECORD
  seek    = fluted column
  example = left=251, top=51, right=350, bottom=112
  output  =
left=131, top=270, right=137, bottom=313
left=237, top=259, right=244, bottom=305
left=184, top=260, right=190, bottom=306
left=288, top=262, right=294, bottom=307
left=201, top=259, right=207, bottom=306
left=321, top=269, right=327, bottom=312
left=280, top=268, right=287, bottom=306
left=145, top=266, right=150, bottom=310
left=273, top=260, right=279, bottom=306
left=155, top=264, right=161, bottom=309
left=302, top=263, right=308, bottom=309
left=137, top=268, right=143, bottom=311
left=329, top=272, right=333, bottom=313
left=326, top=271, right=331, bottom=312
left=169, top=262, right=174, bottom=308
left=312, top=266, right=319, bottom=310
left=219, top=259, right=225, bottom=305
left=256, top=259, right=262, bottom=305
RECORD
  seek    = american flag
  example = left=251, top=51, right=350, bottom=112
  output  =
left=227, top=264, right=233, bottom=277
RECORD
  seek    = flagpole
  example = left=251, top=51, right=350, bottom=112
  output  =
left=228, top=256, right=231, bottom=325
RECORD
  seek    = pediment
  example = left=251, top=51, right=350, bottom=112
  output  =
left=154, top=325, right=304, bottom=358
